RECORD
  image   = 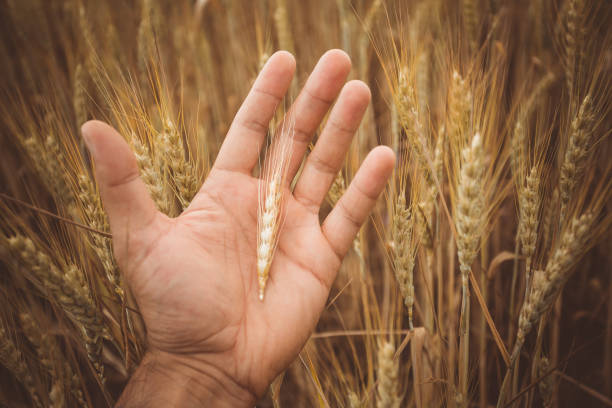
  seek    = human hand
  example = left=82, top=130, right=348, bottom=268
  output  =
left=82, top=50, right=395, bottom=407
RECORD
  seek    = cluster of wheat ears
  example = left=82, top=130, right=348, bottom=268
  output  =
left=0, top=0, right=611, bottom=407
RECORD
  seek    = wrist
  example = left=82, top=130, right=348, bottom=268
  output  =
left=117, top=350, right=256, bottom=407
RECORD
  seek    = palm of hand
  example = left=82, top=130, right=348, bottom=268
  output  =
left=83, top=50, right=394, bottom=401
left=131, top=169, right=340, bottom=394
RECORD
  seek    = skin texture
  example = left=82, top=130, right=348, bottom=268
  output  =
left=82, top=50, right=395, bottom=406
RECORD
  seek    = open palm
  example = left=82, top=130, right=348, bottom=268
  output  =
left=82, top=50, right=394, bottom=405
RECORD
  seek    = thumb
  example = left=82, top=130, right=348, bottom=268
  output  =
left=81, top=120, right=158, bottom=259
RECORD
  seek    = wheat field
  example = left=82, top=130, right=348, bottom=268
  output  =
left=0, top=0, right=611, bottom=406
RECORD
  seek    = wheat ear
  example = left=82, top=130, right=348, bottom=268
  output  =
left=518, top=166, right=541, bottom=297
left=455, top=132, right=485, bottom=404
left=376, top=342, right=402, bottom=408
left=448, top=71, right=472, bottom=146
left=8, top=236, right=106, bottom=382
left=19, top=312, right=66, bottom=407
left=274, top=0, right=294, bottom=54
left=73, top=63, right=88, bottom=127
left=463, top=0, right=479, bottom=52
left=132, top=135, right=171, bottom=214
left=161, top=119, right=199, bottom=210
left=0, top=324, right=43, bottom=407
left=137, top=0, right=154, bottom=73
left=564, top=0, right=586, bottom=94
left=327, top=170, right=345, bottom=207
left=78, top=174, right=121, bottom=294
left=391, top=194, right=416, bottom=330
left=537, top=356, right=554, bottom=408
left=22, top=135, right=74, bottom=206
left=257, top=120, right=293, bottom=300
left=513, top=212, right=594, bottom=360
left=376, top=341, right=401, bottom=408
left=559, top=94, right=593, bottom=219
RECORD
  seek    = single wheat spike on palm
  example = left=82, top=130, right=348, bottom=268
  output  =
left=257, top=119, right=294, bottom=300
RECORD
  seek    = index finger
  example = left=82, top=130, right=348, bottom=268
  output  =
left=213, top=51, right=296, bottom=174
